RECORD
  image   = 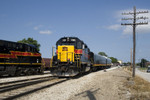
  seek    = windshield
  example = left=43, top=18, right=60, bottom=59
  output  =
left=57, top=41, right=76, bottom=48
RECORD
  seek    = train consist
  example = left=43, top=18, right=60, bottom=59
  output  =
left=0, top=37, right=111, bottom=77
left=0, top=40, right=42, bottom=76
left=50, top=37, right=111, bottom=76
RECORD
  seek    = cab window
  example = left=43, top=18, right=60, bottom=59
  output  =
left=77, top=42, right=82, bottom=49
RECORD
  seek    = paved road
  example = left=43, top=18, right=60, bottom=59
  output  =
left=136, top=68, right=150, bottom=82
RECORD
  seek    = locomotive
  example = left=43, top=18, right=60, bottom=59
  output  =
left=0, top=39, right=42, bottom=76
left=50, top=37, right=111, bottom=76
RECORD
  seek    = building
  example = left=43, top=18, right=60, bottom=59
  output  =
left=118, top=60, right=123, bottom=65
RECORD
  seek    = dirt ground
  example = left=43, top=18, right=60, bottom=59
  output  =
left=124, top=67, right=150, bottom=100
left=18, top=67, right=132, bottom=100
left=69, top=68, right=131, bottom=100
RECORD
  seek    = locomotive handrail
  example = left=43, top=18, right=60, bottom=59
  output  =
left=67, top=52, right=73, bottom=62
left=75, top=54, right=81, bottom=68
left=50, top=56, right=53, bottom=67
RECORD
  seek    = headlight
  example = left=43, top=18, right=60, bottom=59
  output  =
left=37, top=59, right=39, bottom=63
left=70, top=61, right=73, bottom=64
left=55, top=61, right=58, bottom=65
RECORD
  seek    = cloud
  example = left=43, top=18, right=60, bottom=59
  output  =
left=122, top=26, right=132, bottom=34
left=33, top=25, right=43, bottom=30
left=34, top=27, right=38, bottom=30
left=33, top=25, right=53, bottom=35
left=107, top=24, right=122, bottom=31
left=122, top=24, right=150, bottom=34
left=108, top=8, right=150, bottom=35
left=39, top=30, right=52, bottom=34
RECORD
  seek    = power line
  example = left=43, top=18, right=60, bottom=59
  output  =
left=121, top=6, right=148, bottom=77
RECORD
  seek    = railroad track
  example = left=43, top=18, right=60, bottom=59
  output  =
left=0, top=71, right=50, bottom=78
left=0, top=76, right=68, bottom=100
left=0, top=75, right=52, bottom=85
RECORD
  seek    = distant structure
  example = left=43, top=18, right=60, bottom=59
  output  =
left=118, top=60, right=123, bottom=65
left=146, top=62, right=150, bottom=67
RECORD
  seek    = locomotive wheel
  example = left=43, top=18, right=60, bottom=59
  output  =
left=15, top=69, right=22, bottom=76
left=92, top=67, right=97, bottom=72
left=89, top=68, right=93, bottom=72
left=81, top=65, right=86, bottom=73
left=26, top=69, right=33, bottom=75
left=33, top=68, right=40, bottom=75
left=9, top=73, right=15, bottom=77
left=33, top=70, right=38, bottom=75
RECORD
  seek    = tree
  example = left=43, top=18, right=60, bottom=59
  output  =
left=127, top=62, right=131, bottom=65
left=109, top=57, right=118, bottom=63
left=17, top=38, right=40, bottom=51
left=140, top=58, right=148, bottom=67
left=98, top=52, right=108, bottom=57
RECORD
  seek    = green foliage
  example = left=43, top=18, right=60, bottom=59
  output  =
left=109, top=57, right=118, bottom=63
left=138, top=67, right=147, bottom=71
left=123, top=62, right=130, bottom=66
left=17, top=38, right=40, bottom=51
left=98, top=52, right=108, bottom=57
left=127, top=62, right=131, bottom=65
left=140, top=58, right=148, bottom=67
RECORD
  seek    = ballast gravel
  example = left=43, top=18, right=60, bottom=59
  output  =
left=15, top=67, right=130, bottom=100
left=0, top=71, right=51, bottom=83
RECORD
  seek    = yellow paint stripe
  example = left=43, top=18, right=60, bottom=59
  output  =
left=32, top=63, right=42, bottom=65
left=93, top=64, right=111, bottom=67
left=0, top=63, right=42, bottom=65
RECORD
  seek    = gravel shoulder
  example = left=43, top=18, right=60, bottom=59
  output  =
left=17, top=67, right=130, bottom=100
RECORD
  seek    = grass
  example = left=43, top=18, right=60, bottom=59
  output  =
left=138, top=67, right=147, bottom=72
left=124, top=67, right=150, bottom=100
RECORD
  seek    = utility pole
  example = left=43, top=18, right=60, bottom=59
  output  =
left=121, top=6, right=148, bottom=77
left=131, top=48, right=132, bottom=69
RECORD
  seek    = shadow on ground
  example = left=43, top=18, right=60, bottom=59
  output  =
left=75, top=88, right=100, bottom=100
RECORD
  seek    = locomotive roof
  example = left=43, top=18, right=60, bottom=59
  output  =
left=0, top=39, right=36, bottom=48
left=56, top=37, right=89, bottom=49
left=56, top=37, right=84, bottom=44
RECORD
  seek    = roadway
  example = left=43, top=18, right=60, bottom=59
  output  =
left=136, top=68, right=150, bottom=82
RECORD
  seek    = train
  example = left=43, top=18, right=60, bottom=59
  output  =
left=0, top=39, right=42, bottom=76
left=0, top=37, right=111, bottom=77
left=50, top=37, right=111, bottom=76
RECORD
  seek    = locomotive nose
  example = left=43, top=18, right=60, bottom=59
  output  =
left=57, top=45, right=74, bottom=62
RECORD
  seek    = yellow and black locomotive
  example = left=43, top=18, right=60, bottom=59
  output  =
left=0, top=40, right=42, bottom=76
left=50, top=37, right=111, bottom=76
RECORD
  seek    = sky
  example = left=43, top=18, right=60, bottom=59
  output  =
left=0, top=0, right=150, bottom=63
